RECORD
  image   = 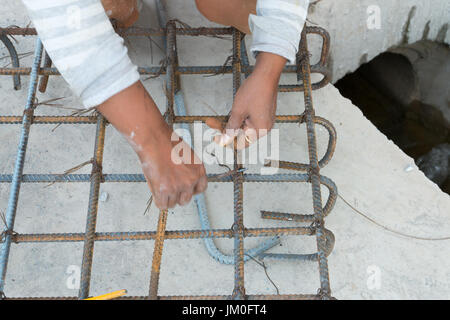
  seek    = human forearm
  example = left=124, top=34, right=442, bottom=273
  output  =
left=96, top=81, right=207, bottom=209
left=253, top=52, right=287, bottom=86
left=97, top=81, right=170, bottom=155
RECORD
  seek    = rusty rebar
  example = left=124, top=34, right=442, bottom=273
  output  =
left=148, top=20, right=177, bottom=299
left=7, top=226, right=314, bottom=243
left=38, top=50, right=52, bottom=93
left=0, top=21, right=337, bottom=300
left=230, top=28, right=247, bottom=300
left=78, top=115, right=107, bottom=299
left=0, top=34, right=21, bottom=90
left=299, top=26, right=332, bottom=298
left=0, top=38, right=43, bottom=295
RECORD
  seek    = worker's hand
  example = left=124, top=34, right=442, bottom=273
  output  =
left=215, top=52, right=286, bottom=149
left=97, top=81, right=207, bottom=210
left=101, top=0, right=140, bottom=28
left=136, top=126, right=208, bottom=210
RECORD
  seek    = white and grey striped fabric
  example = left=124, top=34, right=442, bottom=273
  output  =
left=22, top=0, right=308, bottom=108
left=22, top=0, right=140, bottom=108
left=249, top=0, right=310, bottom=64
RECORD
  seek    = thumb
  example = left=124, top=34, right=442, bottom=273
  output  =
left=216, top=111, right=245, bottom=147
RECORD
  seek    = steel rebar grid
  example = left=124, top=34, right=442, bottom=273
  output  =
left=0, top=26, right=330, bottom=92
left=78, top=115, right=107, bottom=299
left=299, top=27, right=332, bottom=298
left=231, top=29, right=246, bottom=300
left=0, top=23, right=337, bottom=300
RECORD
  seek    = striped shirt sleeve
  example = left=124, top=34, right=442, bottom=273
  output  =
left=21, top=0, right=140, bottom=108
left=249, top=0, right=310, bottom=64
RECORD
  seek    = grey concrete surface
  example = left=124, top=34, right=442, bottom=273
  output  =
left=0, top=0, right=449, bottom=299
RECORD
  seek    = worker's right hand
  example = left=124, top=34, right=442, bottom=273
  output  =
left=97, top=81, right=207, bottom=210
left=135, top=124, right=208, bottom=210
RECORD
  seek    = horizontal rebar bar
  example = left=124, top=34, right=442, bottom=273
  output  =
left=0, top=26, right=233, bottom=37
left=0, top=173, right=336, bottom=185
left=5, top=293, right=323, bottom=300
left=0, top=65, right=323, bottom=75
left=7, top=226, right=314, bottom=243
left=0, top=114, right=303, bottom=124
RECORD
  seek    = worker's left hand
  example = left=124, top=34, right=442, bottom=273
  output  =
left=215, top=52, right=286, bottom=149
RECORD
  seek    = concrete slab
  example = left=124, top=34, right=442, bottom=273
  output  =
left=0, top=0, right=449, bottom=299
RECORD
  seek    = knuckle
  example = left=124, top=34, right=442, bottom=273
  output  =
left=167, top=202, right=176, bottom=209
left=180, top=178, right=194, bottom=191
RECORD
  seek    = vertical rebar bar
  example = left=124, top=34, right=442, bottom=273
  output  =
left=299, top=27, right=331, bottom=298
left=0, top=38, right=43, bottom=294
left=148, top=20, right=176, bottom=300
left=78, top=115, right=107, bottom=299
left=38, top=51, right=52, bottom=93
left=148, top=209, right=168, bottom=299
left=231, top=28, right=246, bottom=300
left=165, top=22, right=176, bottom=125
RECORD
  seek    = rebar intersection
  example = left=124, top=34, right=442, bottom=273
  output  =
left=0, top=22, right=337, bottom=300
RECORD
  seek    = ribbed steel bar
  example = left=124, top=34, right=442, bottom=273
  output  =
left=149, top=209, right=168, bottom=299
left=0, top=38, right=43, bottom=294
left=0, top=114, right=302, bottom=125
left=0, top=26, right=233, bottom=37
left=38, top=50, right=52, bottom=93
left=0, top=65, right=298, bottom=76
left=231, top=28, right=246, bottom=300
left=8, top=226, right=313, bottom=243
left=0, top=115, right=97, bottom=124
left=78, top=115, right=107, bottom=299
left=0, top=34, right=21, bottom=89
left=0, top=173, right=337, bottom=184
left=260, top=173, right=337, bottom=222
left=299, top=26, right=332, bottom=298
left=174, top=115, right=303, bottom=124
left=5, top=293, right=321, bottom=300
left=264, top=116, right=337, bottom=171
left=148, top=20, right=177, bottom=299
left=258, top=228, right=335, bottom=261
left=0, top=65, right=328, bottom=90
left=259, top=173, right=337, bottom=222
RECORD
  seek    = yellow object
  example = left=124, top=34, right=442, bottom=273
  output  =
left=85, top=289, right=127, bottom=300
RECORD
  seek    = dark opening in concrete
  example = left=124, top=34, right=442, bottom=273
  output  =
left=335, top=46, right=450, bottom=194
